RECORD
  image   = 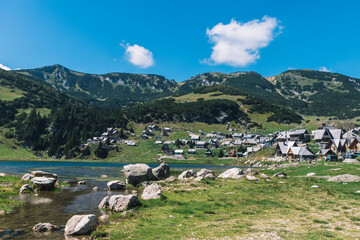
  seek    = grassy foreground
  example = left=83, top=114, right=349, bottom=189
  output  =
left=98, top=162, right=360, bottom=239
left=0, top=176, right=23, bottom=213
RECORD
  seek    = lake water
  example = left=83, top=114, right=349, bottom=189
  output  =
left=0, top=161, right=239, bottom=239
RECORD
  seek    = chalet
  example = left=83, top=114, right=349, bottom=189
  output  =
left=141, top=134, right=149, bottom=140
left=190, top=134, right=200, bottom=140
left=163, top=127, right=171, bottom=132
left=188, top=149, right=196, bottom=154
left=162, top=144, right=174, bottom=155
left=243, top=134, right=254, bottom=139
left=227, top=149, right=237, bottom=157
left=325, top=138, right=346, bottom=154
left=206, top=133, right=217, bottom=138
left=233, top=140, right=242, bottom=146
left=317, top=149, right=337, bottom=158
left=205, top=149, right=213, bottom=157
left=233, top=133, right=243, bottom=138
left=195, top=141, right=207, bottom=149
left=275, top=141, right=297, bottom=157
left=276, top=132, right=289, bottom=142
left=287, top=146, right=315, bottom=160
left=208, top=139, right=219, bottom=149
left=175, top=149, right=184, bottom=155
left=347, top=138, right=360, bottom=152
left=221, top=141, right=231, bottom=146
left=163, top=141, right=172, bottom=145
left=125, top=141, right=136, bottom=146
left=243, top=138, right=257, bottom=146
left=289, top=129, right=310, bottom=143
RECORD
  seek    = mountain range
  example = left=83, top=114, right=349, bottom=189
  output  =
left=15, top=65, right=360, bottom=118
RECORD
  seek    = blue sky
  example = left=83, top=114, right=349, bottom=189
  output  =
left=0, top=0, right=359, bottom=81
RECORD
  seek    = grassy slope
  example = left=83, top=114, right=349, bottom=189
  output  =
left=100, top=162, right=360, bottom=239
left=0, top=86, right=24, bottom=101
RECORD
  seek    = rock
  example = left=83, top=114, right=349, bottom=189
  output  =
left=327, top=174, right=360, bottom=183
left=218, top=168, right=244, bottom=179
left=196, top=169, right=216, bottom=179
left=194, top=176, right=203, bottom=181
left=123, top=164, right=157, bottom=186
left=152, top=163, right=170, bottom=179
left=165, top=176, right=176, bottom=182
left=245, top=168, right=258, bottom=175
left=273, top=172, right=287, bottom=178
left=107, top=180, right=126, bottom=190
left=0, top=210, right=6, bottom=215
left=259, top=173, right=269, bottom=179
left=77, top=181, right=86, bottom=185
left=343, top=158, right=359, bottom=163
left=98, top=215, right=109, bottom=222
left=18, top=184, right=34, bottom=194
left=92, top=187, right=98, bottom=191
left=329, top=168, right=341, bottom=171
left=31, top=171, right=58, bottom=179
left=31, top=177, right=57, bottom=191
left=178, top=170, right=196, bottom=179
left=64, top=214, right=98, bottom=236
left=132, top=190, right=138, bottom=196
left=311, top=185, right=320, bottom=188
left=101, top=175, right=108, bottom=178
left=356, top=190, right=360, bottom=194
left=121, top=209, right=135, bottom=217
left=107, top=194, right=142, bottom=212
left=0, top=173, right=6, bottom=177
left=98, top=196, right=110, bottom=209
left=142, top=183, right=162, bottom=200
left=306, top=172, right=316, bottom=177
left=246, top=175, right=260, bottom=182
left=32, top=223, right=58, bottom=233
left=21, top=174, right=33, bottom=181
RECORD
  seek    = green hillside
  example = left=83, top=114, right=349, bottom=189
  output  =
left=16, top=64, right=178, bottom=107
left=274, top=69, right=360, bottom=118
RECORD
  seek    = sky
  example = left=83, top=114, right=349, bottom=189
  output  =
left=0, top=0, right=359, bottom=81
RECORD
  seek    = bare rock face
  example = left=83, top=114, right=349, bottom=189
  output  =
left=21, top=173, right=33, bottom=181
left=218, top=168, right=244, bottom=179
left=64, top=214, right=98, bottom=236
left=19, top=184, right=34, bottom=194
left=98, top=196, right=110, bottom=209
left=99, top=195, right=141, bottom=212
left=107, top=180, right=126, bottom=191
left=327, top=174, right=360, bottom=183
left=31, top=177, right=57, bottom=191
left=31, top=171, right=58, bottom=179
left=196, top=169, right=216, bottom=179
left=33, top=223, right=59, bottom=233
left=142, top=183, right=162, bottom=200
left=152, top=163, right=170, bottom=180
left=124, top=164, right=157, bottom=186
left=178, top=170, right=196, bottom=179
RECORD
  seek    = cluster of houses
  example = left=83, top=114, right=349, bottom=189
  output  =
left=275, top=126, right=360, bottom=161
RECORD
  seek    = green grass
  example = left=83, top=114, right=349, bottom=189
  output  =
left=101, top=162, right=360, bottom=239
left=0, top=176, right=23, bottom=212
left=0, top=86, right=24, bottom=101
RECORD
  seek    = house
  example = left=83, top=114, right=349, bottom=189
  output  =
left=227, top=149, right=237, bottom=157
left=233, top=140, right=242, bottom=146
left=188, top=149, right=196, bottom=154
left=141, top=134, right=149, bottom=140
left=287, top=146, right=315, bottom=160
left=208, top=139, right=219, bottom=149
left=162, top=144, right=174, bottom=155
left=317, top=149, right=337, bottom=159
left=243, top=138, right=257, bottom=146
left=190, top=134, right=200, bottom=140
left=163, top=141, right=172, bottom=145
left=155, top=140, right=162, bottom=144
left=126, top=141, right=136, bottom=146
left=195, top=141, right=207, bottom=149
left=206, top=133, right=217, bottom=138
left=205, top=149, right=213, bottom=157
left=175, top=149, right=184, bottom=155
left=275, top=141, right=297, bottom=157
left=221, top=141, right=231, bottom=146
left=289, top=129, right=310, bottom=143
left=233, top=133, right=243, bottom=138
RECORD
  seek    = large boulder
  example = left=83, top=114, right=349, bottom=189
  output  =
left=272, top=172, right=287, bottom=178
left=100, top=194, right=141, bottom=212
left=218, top=168, right=244, bottom=179
left=19, top=184, right=34, bottom=194
left=98, top=196, right=110, bottom=209
left=124, top=164, right=157, bottom=186
left=31, top=171, right=58, bottom=179
left=107, top=180, right=126, bottom=190
left=152, top=163, right=170, bottom=179
left=33, top=223, right=58, bottom=233
left=196, top=169, right=216, bottom=179
left=21, top=173, right=33, bottom=181
left=343, top=158, right=359, bottom=163
left=142, top=183, right=162, bottom=200
left=31, top=177, right=57, bottom=191
left=178, top=169, right=196, bottom=179
left=246, top=175, right=260, bottom=182
left=327, top=174, right=360, bottom=183
left=64, top=214, right=98, bottom=236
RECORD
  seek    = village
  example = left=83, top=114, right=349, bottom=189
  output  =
left=82, top=124, right=360, bottom=163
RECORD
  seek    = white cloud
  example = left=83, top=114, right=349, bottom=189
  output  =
left=0, top=63, right=11, bottom=71
left=319, top=66, right=330, bottom=72
left=122, top=43, right=154, bottom=68
left=203, top=16, right=282, bottom=67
